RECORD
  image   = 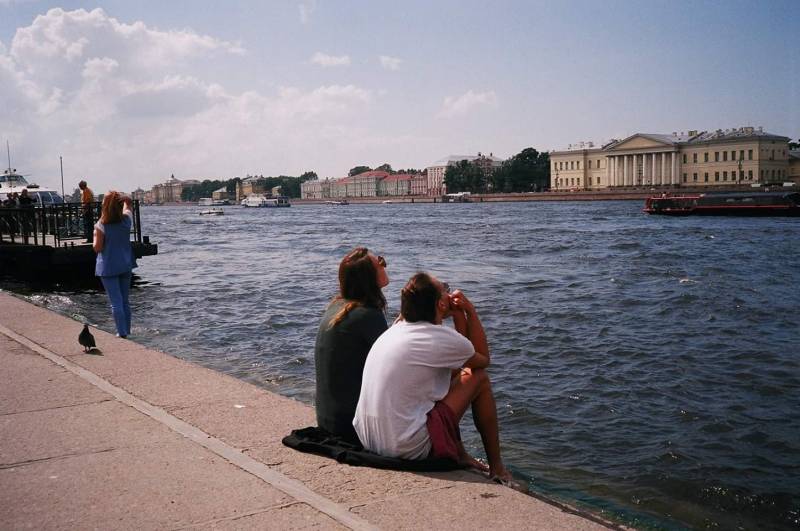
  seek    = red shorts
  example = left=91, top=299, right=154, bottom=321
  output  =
left=426, top=401, right=461, bottom=462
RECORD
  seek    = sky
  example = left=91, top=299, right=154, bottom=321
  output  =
left=1, top=0, right=797, bottom=193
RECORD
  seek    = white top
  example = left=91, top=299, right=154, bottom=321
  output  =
left=353, top=320, right=474, bottom=459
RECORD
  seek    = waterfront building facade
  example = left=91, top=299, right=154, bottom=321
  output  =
left=330, top=170, right=389, bottom=198
left=426, top=153, right=503, bottom=196
left=550, top=128, right=792, bottom=191
left=300, top=178, right=333, bottom=199
left=131, top=188, right=146, bottom=203
left=789, top=150, right=800, bottom=184
left=150, top=175, right=200, bottom=203
left=378, top=173, right=417, bottom=196
left=211, top=186, right=230, bottom=201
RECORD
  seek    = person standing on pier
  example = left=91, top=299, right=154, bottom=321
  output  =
left=79, top=180, right=94, bottom=243
left=354, top=272, right=516, bottom=485
left=93, top=191, right=136, bottom=338
left=314, top=247, right=389, bottom=443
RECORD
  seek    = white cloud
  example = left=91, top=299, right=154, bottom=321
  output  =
left=437, top=90, right=498, bottom=119
left=310, top=52, right=351, bottom=67
left=0, top=8, right=378, bottom=191
left=298, top=0, right=316, bottom=25
left=379, top=55, right=402, bottom=71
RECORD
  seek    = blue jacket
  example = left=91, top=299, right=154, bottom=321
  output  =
left=95, top=213, right=136, bottom=277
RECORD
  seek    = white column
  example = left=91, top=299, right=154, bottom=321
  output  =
left=605, top=157, right=610, bottom=187
left=671, top=152, right=678, bottom=185
left=613, top=157, right=618, bottom=186
left=623, top=155, right=628, bottom=186
left=652, top=154, right=657, bottom=185
left=660, top=152, right=666, bottom=186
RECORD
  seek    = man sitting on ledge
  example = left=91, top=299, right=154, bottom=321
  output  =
left=353, top=272, right=514, bottom=484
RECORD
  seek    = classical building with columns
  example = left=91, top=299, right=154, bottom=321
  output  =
left=550, top=127, right=792, bottom=191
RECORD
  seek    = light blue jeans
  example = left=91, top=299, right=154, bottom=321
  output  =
left=101, top=272, right=132, bottom=337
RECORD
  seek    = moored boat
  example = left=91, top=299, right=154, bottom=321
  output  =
left=240, top=194, right=291, bottom=208
left=199, top=208, right=224, bottom=216
left=644, top=191, right=800, bottom=216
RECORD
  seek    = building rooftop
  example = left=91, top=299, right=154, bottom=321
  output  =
left=429, top=153, right=504, bottom=166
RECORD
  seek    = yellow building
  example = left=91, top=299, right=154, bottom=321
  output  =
left=551, top=128, right=791, bottom=190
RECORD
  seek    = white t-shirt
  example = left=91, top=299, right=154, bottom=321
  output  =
left=353, top=320, right=475, bottom=459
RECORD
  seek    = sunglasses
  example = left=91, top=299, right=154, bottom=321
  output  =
left=377, top=255, right=387, bottom=268
left=441, top=282, right=451, bottom=294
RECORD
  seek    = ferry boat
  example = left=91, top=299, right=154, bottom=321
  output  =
left=240, top=194, right=291, bottom=208
left=644, top=192, right=800, bottom=216
left=1, top=144, right=65, bottom=206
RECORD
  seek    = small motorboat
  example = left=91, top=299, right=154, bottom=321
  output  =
left=199, top=208, right=224, bottom=216
left=324, top=200, right=349, bottom=205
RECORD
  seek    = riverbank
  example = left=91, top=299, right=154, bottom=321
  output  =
left=0, top=291, right=618, bottom=530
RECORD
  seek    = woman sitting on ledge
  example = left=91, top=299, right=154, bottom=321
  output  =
left=314, top=247, right=388, bottom=443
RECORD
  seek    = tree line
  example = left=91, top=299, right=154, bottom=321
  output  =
left=444, top=148, right=550, bottom=194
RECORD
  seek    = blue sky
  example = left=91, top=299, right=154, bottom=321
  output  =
left=1, top=0, right=797, bottom=192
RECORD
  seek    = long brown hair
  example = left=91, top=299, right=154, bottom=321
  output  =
left=329, top=247, right=386, bottom=327
left=100, top=191, right=123, bottom=224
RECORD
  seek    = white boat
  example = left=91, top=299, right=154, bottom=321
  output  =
left=199, top=208, right=224, bottom=216
left=240, top=194, right=291, bottom=208
left=199, top=198, right=229, bottom=206
left=382, top=200, right=393, bottom=204
left=1, top=143, right=65, bottom=206
left=324, top=200, right=349, bottom=205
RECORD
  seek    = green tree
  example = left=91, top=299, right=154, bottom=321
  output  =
left=375, top=163, right=394, bottom=173
left=299, top=171, right=318, bottom=181
left=490, top=148, right=550, bottom=192
left=444, top=160, right=487, bottom=193
left=349, top=165, right=371, bottom=176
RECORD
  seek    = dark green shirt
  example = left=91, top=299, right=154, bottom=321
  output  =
left=315, top=299, right=387, bottom=443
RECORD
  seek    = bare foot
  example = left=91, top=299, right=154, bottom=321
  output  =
left=458, top=451, right=490, bottom=473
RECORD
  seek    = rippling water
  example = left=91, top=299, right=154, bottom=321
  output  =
left=5, top=201, right=800, bottom=529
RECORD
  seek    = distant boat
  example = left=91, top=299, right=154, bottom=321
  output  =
left=324, top=200, right=348, bottom=205
left=382, top=200, right=393, bottom=204
left=644, top=191, right=800, bottom=216
left=241, top=194, right=291, bottom=208
left=199, top=208, right=224, bottom=216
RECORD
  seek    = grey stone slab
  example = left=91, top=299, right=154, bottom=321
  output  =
left=184, top=502, right=348, bottom=530
left=104, top=365, right=264, bottom=411
left=0, top=400, right=180, bottom=466
left=170, top=392, right=315, bottom=450
left=66, top=340, right=199, bottom=379
left=351, top=480, right=609, bottom=530
left=0, top=441, right=292, bottom=530
left=0, top=338, right=109, bottom=415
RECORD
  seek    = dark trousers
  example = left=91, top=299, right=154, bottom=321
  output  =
left=83, top=210, right=93, bottom=242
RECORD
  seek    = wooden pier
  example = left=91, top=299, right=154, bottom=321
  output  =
left=0, top=201, right=157, bottom=278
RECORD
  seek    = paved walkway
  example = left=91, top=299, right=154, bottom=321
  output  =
left=0, top=292, right=616, bottom=530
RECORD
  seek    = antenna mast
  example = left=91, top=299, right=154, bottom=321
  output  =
left=6, top=140, right=10, bottom=172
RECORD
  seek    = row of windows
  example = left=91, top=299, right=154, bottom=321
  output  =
left=682, top=169, right=786, bottom=182
left=683, top=149, right=788, bottom=164
left=556, top=149, right=790, bottom=173
left=684, top=149, right=754, bottom=164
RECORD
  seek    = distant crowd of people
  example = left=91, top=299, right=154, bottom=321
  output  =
left=314, top=247, right=516, bottom=486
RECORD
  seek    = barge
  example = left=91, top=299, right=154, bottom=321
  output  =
left=644, top=191, right=800, bottom=216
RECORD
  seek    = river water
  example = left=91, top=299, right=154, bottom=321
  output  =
left=4, top=200, right=799, bottom=529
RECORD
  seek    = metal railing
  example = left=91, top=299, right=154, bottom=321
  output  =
left=0, top=200, right=144, bottom=247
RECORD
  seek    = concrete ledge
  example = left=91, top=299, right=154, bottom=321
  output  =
left=0, top=291, right=619, bottom=530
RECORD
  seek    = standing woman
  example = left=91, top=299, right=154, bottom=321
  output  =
left=315, top=247, right=389, bottom=443
left=93, top=192, right=136, bottom=338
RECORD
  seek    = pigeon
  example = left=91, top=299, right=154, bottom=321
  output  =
left=78, top=324, right=96, bottom=352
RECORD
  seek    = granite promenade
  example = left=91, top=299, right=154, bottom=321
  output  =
left=0, top=292, right=617, bottom=530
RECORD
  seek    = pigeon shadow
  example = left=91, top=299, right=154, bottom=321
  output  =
left=85, top=347, right=104, bottom=355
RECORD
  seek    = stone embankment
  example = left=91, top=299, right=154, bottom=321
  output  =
left=0, top=292, right=620, bottom=530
